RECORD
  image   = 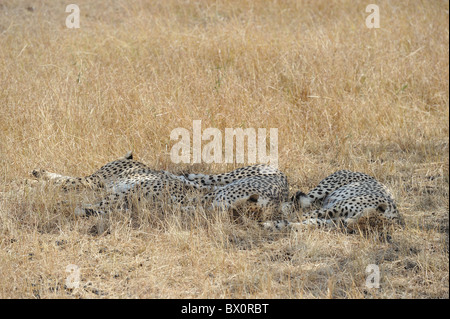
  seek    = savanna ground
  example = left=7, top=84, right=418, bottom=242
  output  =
left=0, top=0, right=448, bottom=299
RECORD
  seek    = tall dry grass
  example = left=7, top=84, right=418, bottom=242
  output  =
left=0, top=0, right=448, bottom=298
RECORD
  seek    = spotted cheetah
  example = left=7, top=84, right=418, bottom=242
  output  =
left=266, top=170, right=402, bottom=231
left=31, top=152, right=293, bottom=221
left=31, top=154, right=401, bottom=231
left=32, top=152, right=207, bottom=215
left=185, top=165, right=292, bottom=221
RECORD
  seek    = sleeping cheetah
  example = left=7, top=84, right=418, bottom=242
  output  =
left=32, top=151, right=206, bottom=215
left=31, top=154, right=401, bottom=231
left=31, top=152, right=293, bottom=221
left=185, top=165, right=292, bottom=221
left=266, top=170, right=402, bottom=231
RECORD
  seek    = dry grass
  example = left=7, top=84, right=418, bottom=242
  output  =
left=0, top=0, right=448, bottom=299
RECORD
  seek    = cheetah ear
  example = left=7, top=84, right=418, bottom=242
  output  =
left=248, top=194, right=259, bottom=203
left=292, top=191, right=310, bottom=208
left=123, top=151, right=133, bottom=160
left=292, top=191, right=305, bottom=202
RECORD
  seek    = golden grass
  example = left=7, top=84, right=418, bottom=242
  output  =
left=0, top=0, right=448, bottom=298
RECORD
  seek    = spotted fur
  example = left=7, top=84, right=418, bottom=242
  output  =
left=32, top=154, right=402, bottom=231
left=186, top=164, right=291, bottom=221
left=32, top=152, right=292, bottom=221
left=266, top=170, right=402, bottom=231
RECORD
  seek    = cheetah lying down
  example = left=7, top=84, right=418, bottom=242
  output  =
left=31, top=152, right=402, bottom=231
left=31, top=152, right=291, bottom=222
left=265, top=170, right=402, bottom=231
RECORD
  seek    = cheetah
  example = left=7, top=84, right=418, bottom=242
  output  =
left=184, top=164, right=292, bottom=221
left=266, top=170, right=402, bottom=231
left=31, top=154, right=402, bottom=231
left=31, top=151, right=207, bottom=215
left=31, top=152, right=294, bottom=221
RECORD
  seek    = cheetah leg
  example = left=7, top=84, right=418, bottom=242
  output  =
left=263, top=218, right=339, bottom=231
left=292, top=218, right=340, bottom=229
left=344, top=207, right=379, bottom=229
left=294, top=199, right=390, bottom=231
left=74, top=204, right=105, bottom=216
left=344, top=202, right=393, bottom=231
left=31, top=169, right=73, bottom=182
left=264, top=205, right=345, bottom=231
left=162, top=172, right=217, bottom=191
left=74, top=192, right=130, bottom=216
left=74, top=184, right=193, bottom=216
left=31, top=168, right=104, bottom=191
left=262, top=220, right=291, bottom=231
